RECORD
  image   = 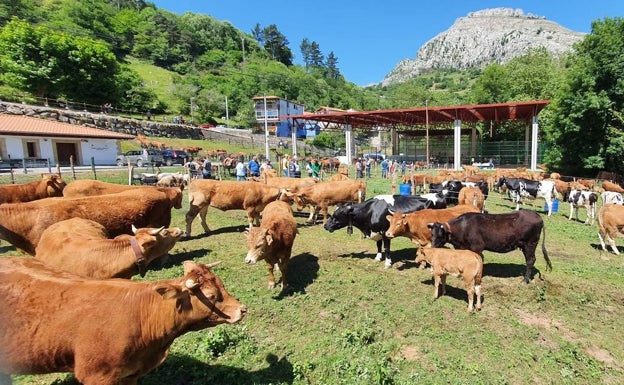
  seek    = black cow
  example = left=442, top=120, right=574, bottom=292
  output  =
left=429, top=180, right=464, bottom=205
left=496, top=177, right=557, bottom=215
left=428, top=210, right=552, bottom=283
left=324, top=195, right=433, bottom=268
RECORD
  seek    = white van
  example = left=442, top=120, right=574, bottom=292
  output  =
left=362, top=152, right=386, bottom=161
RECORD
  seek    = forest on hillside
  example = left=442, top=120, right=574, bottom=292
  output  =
left=0, top=1, right=623, bottom=176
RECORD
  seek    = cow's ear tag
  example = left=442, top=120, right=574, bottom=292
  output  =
left=347, top=225, right=353, bottom=235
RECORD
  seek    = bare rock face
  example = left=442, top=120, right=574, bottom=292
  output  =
left=381, top=8, right=585, bottom=86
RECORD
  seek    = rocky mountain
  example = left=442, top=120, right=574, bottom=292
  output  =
left=381, top=8, right=585, bottom=86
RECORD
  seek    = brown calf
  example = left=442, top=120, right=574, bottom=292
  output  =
left=35, top=217, right=183, bottom=279
left=244, top=201, right=297, bottom=292
left=457, top=186, right=485, bottom=212
left=415, top=247, right=483, bottom=312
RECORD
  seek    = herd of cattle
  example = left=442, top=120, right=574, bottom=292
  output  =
left=1, top=169, right=623, bottom=384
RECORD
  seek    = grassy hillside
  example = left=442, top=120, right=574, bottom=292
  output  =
left=125, top=56, right=176, bottom=110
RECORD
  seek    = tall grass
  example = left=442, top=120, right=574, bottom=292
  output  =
left=2, top=170, right=624, bottom=385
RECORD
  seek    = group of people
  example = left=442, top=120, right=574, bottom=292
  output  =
left=183, top=157, right=212, bottom=179
left=234, top=155, right=274, bottom=181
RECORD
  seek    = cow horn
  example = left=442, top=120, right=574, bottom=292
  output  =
left=205, top=261, right=222, bottom=269
left=149, top=226, right=165, bottom=235
left=388, top=209, right=395, bottom=215
left=185, top=279, right=200, bottom=289
left=131, top=224, right=138, bottom=234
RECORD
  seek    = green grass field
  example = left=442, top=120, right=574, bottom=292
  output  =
left=2, top=168, right=624, bottom=385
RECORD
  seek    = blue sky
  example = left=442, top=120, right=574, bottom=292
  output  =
left=152, top=1, right=623, bottom=86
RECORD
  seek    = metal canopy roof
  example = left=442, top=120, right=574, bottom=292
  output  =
left=288, top=100, right=550, bottom=131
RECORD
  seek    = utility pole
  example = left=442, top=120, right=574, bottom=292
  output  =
left=190, top=97, right=195, bottom=124
left=425, top=99, right=430, bottom=168
left=225, top=96, right=229, bottom=128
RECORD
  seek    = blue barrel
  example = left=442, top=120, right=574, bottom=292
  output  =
left=399, top=183, right=411, bottom=196
left=544, top=198, right=559, bottom=213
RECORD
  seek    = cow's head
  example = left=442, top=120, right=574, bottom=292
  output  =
left=495, top=177, right=506, bottom=189
left=427, top=222, right=451, bottom=248
left=243, top=227, right=272, bottom=264
left=131, top=225, right=183, bottom=265
left=385, top=211, right=407, bottom=238
left=414, top=247, right=431, bottom=265
left=42, top=174, right=67, bottom=197
left=155, top=260, right=247, bottom=329
left=323, top=203, right=353, bottom=233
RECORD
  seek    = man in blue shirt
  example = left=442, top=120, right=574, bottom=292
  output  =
left=248, top=155, right=260, bottom=177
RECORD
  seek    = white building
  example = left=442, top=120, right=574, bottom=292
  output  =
left=0, top=114, right=134, bottom=166
left=252, top=96, right=305, bottom=137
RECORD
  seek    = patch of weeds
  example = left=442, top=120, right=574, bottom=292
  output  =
left=201, top=324, right=256, bottom=358
left=341, top=323, right=376, bottom=347
left=536, top=285, right=547, bottom=303
left=292, top=360, right=316, bottom=382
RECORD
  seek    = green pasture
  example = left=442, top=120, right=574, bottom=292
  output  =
left=1, top=168, right=623, bottom=385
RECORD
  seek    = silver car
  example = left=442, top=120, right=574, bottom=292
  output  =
left=116, top=149, right=164, bottom=167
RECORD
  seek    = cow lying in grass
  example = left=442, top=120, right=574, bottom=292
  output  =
left=415, top=247, right=483, bottom=312
left=0, top=258, right=246, bottom=385
left=35, top=217, right=183, bottom=279
left=244, top=201, right=297, bottom=292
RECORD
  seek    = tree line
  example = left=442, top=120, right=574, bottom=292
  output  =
left=0, top=1, right=622, bottom=176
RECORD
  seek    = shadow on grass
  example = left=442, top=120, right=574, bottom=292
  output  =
left=420, top=277, right=474, bottom=305
left=483, top=262, right=529, bottom=279
left=151, top=248, right=213, bottom=271
left=38, top=352, right=294, bottom=385
left=0, top=244, right=17, bottom=254
left=183, top=225, right=249, bottom=240
left=276, top=253, right=319, bottom=299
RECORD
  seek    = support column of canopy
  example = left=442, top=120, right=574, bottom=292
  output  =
left=345, top=124, right=352, bottom=163
left=453, top=119, right=462, bottom=170
left=291, top=123, right=297, bottom=158
left=530, top=116, right=539, bottom=170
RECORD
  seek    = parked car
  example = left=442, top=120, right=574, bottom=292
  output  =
left=160, top=149, right=189, bottom=166
left=115, top=149, right=163, bottom=167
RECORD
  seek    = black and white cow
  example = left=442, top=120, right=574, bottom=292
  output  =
left=496, top=177, right=557, bottom=215
left=601, top=191, right=623, bottom=206
left=323, top=195, right=433, bottom=268
left=567, top=189, right=598, bottom=225
left=429, top=180, right=464, bottom=205
left=428, top=210, right=552, bottom=283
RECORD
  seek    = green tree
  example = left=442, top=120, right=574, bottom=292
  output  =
left=262, top=24, right=293, bottom=66
left=0, top=18, right=119, bottom=103
left=326, top=51, right=340, bottom=79
left=542, top=17, right=624, bottom=176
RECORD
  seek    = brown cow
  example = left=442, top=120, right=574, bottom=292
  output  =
left=35, top=218, right=183, bottom=279
left=597, top=203, right=624, bottom=254
left=185, top=179, right=290, bottom=236
left=329, top=173, right=350, bottom=181
left=292, top=180, right=366, bottom=224
left=63, top=180, right=184, bottom=209
left=0, top=174, right=66, bottom=204
left=252, top=176, right=318, bottom=193
left=244, top=201, right=297, bottom=292
left=0, top=258, right=246, bottom=384
left=602, top=180, right=624, bottom=193
left=385, top=205, right=481, bottom=248
left=415, top=247, right=483, bottom=312
left=0, top=188, right=180, bottom=255
left=457, top=186, right=486, bottom=212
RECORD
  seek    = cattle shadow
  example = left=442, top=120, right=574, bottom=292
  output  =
left=45, top=352, right=294, bottom=385
left=154, top=248, right=213, bottom=270
left=0, top=244, right=17, bottom=254
left=184, top=225, right=248, bottom=239
left=335, top=246, right=417, bottom=264
left=420, top=277, right=475, bottom=304
left=483, top=262, right=532, bottom=279
left=589, top=242, right=621, bottom=254
left=277, top=252, right=319, bottom=299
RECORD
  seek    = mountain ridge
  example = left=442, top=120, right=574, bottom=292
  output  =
left=381, top=8, right=585, bottom=86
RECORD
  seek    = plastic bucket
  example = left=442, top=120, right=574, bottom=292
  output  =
left=399, top=183, right=411, bottom=196
left=544, top=198, right=559, bottom=213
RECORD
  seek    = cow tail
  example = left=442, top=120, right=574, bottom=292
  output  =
left=541, top=225, right=552, bottom=271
